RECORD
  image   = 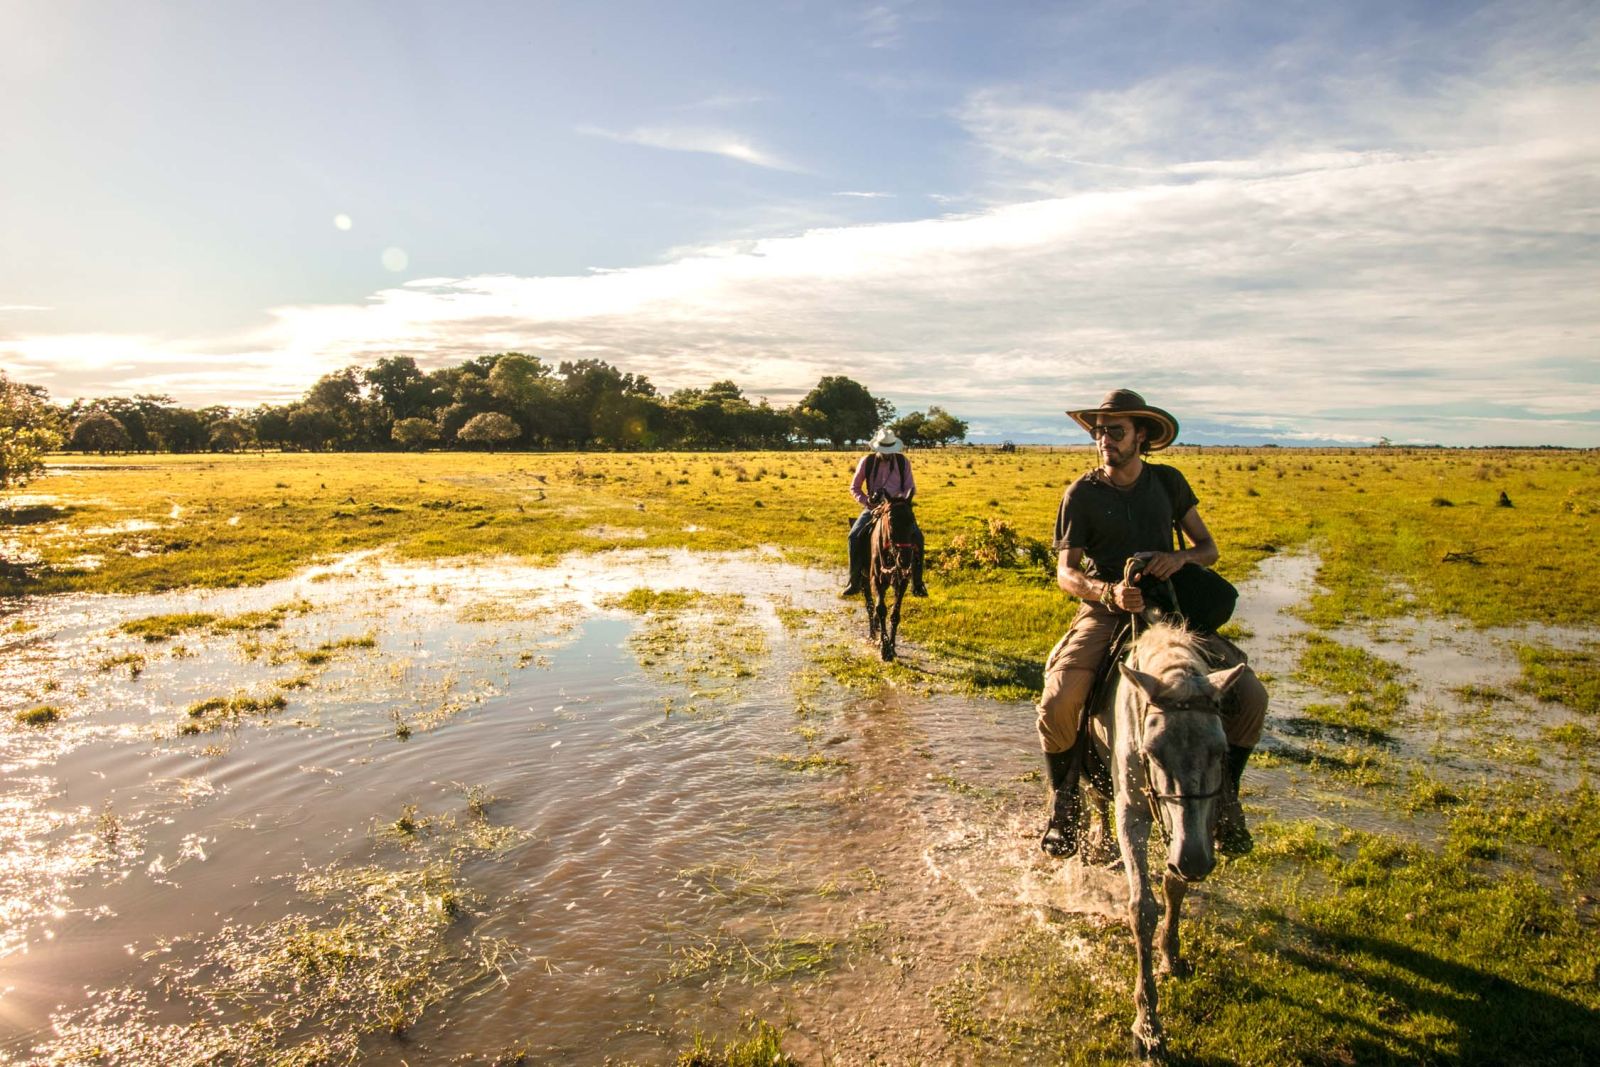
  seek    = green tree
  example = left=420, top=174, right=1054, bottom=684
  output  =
left=284, top=404, right=342, bottom=451
left=558, top=360, right=660, bottom=448
left=150, top=405, right=208, bottom=452
left=922, top=405, right=968, bottom=447
left=391, top=417, right=441, bottom=451
left=70, top=411, right=131, bottom=454
left=364, top=356, right=434, bottom=421
left=252, top=405, right=292, bottom=450
left=889, top=410, right=930, bottom=447
left=207, top=418, right=254, bottom=452
left=487, top=353, right=550, bottom=407
left=795, top=376, right=882, bottom=447
left=457, top=411, right=521, bottom=450
left=0, top=372, right=62, bottom=489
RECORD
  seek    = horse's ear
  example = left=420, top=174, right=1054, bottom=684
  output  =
left=1118, top=663, right=1164, bottom=703
left=1205, top=664, right=1247, bottom=695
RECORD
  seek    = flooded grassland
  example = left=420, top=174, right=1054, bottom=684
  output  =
left=2, top=449, right=1599, bottom=1064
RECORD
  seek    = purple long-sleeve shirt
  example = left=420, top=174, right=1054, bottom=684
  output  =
left=850, top=453, right=916, bottom=507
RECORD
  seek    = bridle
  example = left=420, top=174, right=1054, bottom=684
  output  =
left=1133, top=693, right=1226, bottom=846
left=871, top=498, right=917, bottom=581
left=1123, top=594, right=1225, bottom=846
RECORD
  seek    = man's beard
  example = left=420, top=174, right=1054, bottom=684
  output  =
left=1101, top=444, right=1135, bottom=469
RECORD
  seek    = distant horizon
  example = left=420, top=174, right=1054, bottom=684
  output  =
left=16, top=362, right=1596, bottom=450
left=4, top=1, right=1597, bottom=447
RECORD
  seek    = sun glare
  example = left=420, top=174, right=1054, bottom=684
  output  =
left=332, top=214, right=353, bottom=231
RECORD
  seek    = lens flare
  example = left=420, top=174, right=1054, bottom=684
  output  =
left=381, top=247, right=409, bottom=272
left=332, top=214, right=353, bottom=231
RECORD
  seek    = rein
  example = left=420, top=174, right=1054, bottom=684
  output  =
left=1122, top=562, right=1225, bottom=845
left=871, top=500, right=917, bottom=580
left=1133, top=689, right=1225, bottom=846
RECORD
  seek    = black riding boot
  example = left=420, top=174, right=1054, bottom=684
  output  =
left=1040, top=748, right=1082, bottom=858
left=911, top=551, right=928, bottom=598
left=1215, top=745, right=1254, bottom=856
left=842, top=530, right=867, bottom=596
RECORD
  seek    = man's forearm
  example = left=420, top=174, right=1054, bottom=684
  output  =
left=1058, top=564, right=1112, bottom=603
left=1183, top=539, right=1219, bottom=569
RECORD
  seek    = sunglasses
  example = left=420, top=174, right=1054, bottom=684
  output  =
left=1090, top=423, right=1130, bottom=442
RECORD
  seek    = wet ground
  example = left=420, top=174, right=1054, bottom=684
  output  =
left=0, top=548, right=1594, bottom=1064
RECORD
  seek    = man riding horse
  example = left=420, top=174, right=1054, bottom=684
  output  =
left=842, top=429, right=928, bottom=599
left=1037, top=389, right=1267, bottom=858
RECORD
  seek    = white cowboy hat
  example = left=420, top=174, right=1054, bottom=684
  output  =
left=869, top=429, right=905, bottom=454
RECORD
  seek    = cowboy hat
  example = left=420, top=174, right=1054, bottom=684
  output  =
left=869, top=429, right=906, bottom=454
left=1066, top=389, right=1179, bottom=451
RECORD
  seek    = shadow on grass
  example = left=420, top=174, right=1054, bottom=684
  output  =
left=1231, top=931, right=1600, bottom=1066
left=926, top=640, right=1044, bottom=694
left=1279, top=714, right=1396, bottom=748
left=0, top=504, right=73, bottom=526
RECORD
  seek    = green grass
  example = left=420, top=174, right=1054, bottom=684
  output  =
left=1294, top=633, right=1411, bottom=734
left=9, top=449, right=1597, bottom=657
left=763, top=752, right=851, bottom=773
left=296, top=632, right=378, bottom=665
left=15, top=704, right=62, bottom=726
left=118, top=611, right=217, bottom=641
left=181, top=690, right=289, bottom=733
left=9, top=447, right=1600, bottom=1061
left=675, top=1019, right=796, bottom=1067
left=1516, top=642, right=1600, bottom=714
left=117, top=601, right=311, bottom=642
left=96, top=651, right=147, bottom=677
left=934, top=779, right=1600, bottom=1065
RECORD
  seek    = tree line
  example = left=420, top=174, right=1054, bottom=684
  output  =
left=0, top=355, right=967, bottom=485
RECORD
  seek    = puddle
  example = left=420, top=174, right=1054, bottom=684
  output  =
left=1, top=546, right=1594, bottom=1064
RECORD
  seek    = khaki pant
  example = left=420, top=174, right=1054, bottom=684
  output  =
left=1035, top=601, right=1267, bottom=753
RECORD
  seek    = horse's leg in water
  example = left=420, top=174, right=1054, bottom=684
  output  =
left=871, top=571, right=888, bottom=642
left=1157, top=872, right=1191, bottom=978
left=882, top=577, right=904, bottom=661
left=1118, top=784, right=1166, bottom=1060
left=865, top=544, right=881, bottom=638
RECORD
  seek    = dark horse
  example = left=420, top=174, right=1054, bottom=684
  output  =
left=863, top=494, right=919, bottom=661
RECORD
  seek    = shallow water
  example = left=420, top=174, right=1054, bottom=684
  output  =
left=1, top=547, right=1593, bottom=1064
left=0, top=550, right=1059, bottom=1064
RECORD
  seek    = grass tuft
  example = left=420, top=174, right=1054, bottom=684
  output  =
left=16, top=704, right=62, bottom=726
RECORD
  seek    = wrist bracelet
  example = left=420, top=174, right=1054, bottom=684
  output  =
left=1099, top=582, right=1114, bottom=607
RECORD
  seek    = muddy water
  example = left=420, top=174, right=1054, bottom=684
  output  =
left=0, top=550, right=1058, bottom=1064
left=1, top=548, right=1593, bottom=1065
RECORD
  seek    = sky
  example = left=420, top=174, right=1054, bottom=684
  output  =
left=1, top=0, right=1597, bottom=446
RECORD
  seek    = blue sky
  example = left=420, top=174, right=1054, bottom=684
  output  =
left=2, top=0, right=1597, bottom=445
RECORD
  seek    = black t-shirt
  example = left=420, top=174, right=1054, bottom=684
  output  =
left=1053, top=464, right=1199, bottom=582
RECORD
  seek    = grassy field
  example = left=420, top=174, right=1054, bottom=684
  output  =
left=5, top=447, right=1598, bottom=675
left=5, top=447, right=1600, bottom=1064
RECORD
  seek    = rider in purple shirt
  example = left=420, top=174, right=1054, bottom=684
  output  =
left=843, top=429, right=928, bottom=598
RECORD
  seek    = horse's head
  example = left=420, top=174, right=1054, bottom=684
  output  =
left=872, top=494, right=917, bottom=542
left=1119, top=659, right=1248, bottom=883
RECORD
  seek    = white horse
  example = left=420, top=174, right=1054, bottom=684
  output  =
left=1096, top=620, right=1246, bottom=1061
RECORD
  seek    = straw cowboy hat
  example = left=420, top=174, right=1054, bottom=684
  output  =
left=1066, top=389, right=1179, bottom=451
left=869, top=429, right=906, bottom=454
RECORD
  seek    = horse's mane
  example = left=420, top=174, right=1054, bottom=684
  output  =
left=1129, top=621, right=1209, bottom=699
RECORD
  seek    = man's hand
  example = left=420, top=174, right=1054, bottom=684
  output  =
left=1112, top=581, right=1145, bottom=613
left=1141, top=551, right=1186, bottom=581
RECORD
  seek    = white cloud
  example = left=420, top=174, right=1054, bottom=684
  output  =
left=5, top=4, right=1597, bottom=446
left=853, top=3, right=907, bottom=49
left=835, top=190, right=895, bottom=198
left=578, top=123, right=801, bottom=172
